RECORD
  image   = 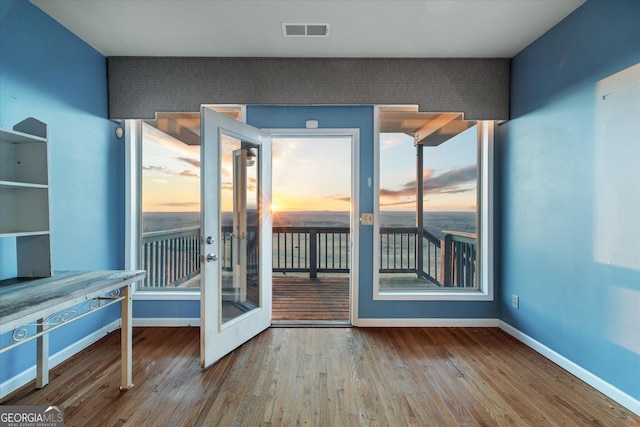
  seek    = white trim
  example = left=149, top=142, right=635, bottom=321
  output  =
left=478, top=121, right=495, bottom=301
left=373, top=290, right=493, bottom=301
left=133, top=291, right=200, bottom=301
left=354, top=318, right=499, bottom=327
left=371, top=105, right=382, bottom=305
left=0, top=320, right=120, bottom=399
left=351, top=130, right=360, bottom=326
left=124, top=119, right=140, bottom=272
left=262, top=128, right=360, bottom=137
left=499, top=321, right=640, bottom=416
left=133, top=318, right=200, bottom=327
left=264, top=128, right=360, bottom=326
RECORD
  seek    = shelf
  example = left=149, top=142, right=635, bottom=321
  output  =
left=0, top=180, right=48, bottom=189
left=1, top=118, right=52, bottom=278
left=0, top=186, right=50, bottom=235
left=0, top=128, right=47, bottom=144
left=0, top=230, right=50, bottom=238
left=0, top=134, right=49, bottom=185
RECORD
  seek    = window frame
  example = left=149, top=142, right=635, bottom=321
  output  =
left=372, top=106, right=494, bottom=301
left=125, top=106, right=246, bottom=299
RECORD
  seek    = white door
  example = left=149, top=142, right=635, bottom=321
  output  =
left=200, top=106, right=272, bottom=368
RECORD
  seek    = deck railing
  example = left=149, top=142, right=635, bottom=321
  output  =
left=141, top=226, right=201, bottom=288
left=442, top=230, right=477, bottom=288
left=220, top=226, right=259, bottom=275
left=379, top=227, right=442, bottom=283
left=140, top=225, right=477, bottom=288
left=272, top=227, right=350, bottom=277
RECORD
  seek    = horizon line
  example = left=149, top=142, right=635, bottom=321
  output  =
left=143, top=209, right=477, bottom=213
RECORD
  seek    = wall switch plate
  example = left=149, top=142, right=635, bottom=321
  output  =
left=361, top=213, right=374, bottom=225
left=512, top=294, right=519, bottom=309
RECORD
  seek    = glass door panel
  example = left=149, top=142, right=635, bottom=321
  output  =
left=220, top=137, right=261, bottom=323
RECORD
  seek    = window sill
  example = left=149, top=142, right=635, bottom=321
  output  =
left=374, top=289, right=493, bottom=301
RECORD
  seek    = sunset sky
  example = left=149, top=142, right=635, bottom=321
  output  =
left=141, top=123, right=200, bottom=212
left=141, top=122, right=477, bottom=213
left=271, top=136, right=352, bottom=212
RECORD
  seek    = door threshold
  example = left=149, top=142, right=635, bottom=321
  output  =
left=271, top=320, right=351, bottom=328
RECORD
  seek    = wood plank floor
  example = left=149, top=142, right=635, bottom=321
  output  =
left=2, top=327, right=637, bottom=426
left=272, top=275, right=349, bottom=323
left=181, top=274, right=351, bottom=323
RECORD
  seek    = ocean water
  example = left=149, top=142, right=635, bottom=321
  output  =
left=143, top=211, right=476, bottom=238
left=143, top=211, right=200, bottom=233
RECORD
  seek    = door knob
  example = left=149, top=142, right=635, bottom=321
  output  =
left=206, top=254, right=218, bottom=262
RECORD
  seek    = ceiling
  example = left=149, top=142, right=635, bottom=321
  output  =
left=31, top=0, right=585, bottom=58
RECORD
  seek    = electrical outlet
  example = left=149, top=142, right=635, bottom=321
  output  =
left=511, top=294, right=519, bottom=309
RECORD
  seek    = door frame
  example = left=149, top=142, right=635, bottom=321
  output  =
left=265, top=128, right=360, bottom=325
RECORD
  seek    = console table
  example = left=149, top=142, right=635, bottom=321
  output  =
left=0, top=270, right=145, bottom=392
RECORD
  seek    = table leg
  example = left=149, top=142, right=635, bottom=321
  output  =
left=120, top=283, right=133, bottom=391
left=36, top=317, right=49, bottom=388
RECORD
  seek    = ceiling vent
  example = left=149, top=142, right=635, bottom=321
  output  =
left=282, top=23, right=330, bottom=37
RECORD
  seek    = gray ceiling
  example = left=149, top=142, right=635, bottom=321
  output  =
left=30, top=0, right=585, bottom=58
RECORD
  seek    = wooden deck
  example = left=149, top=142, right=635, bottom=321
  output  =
left=181, top=274, right=351, bottom=324
left=272, top=275, right=350, bottom=324
left=187, top=273, right=455, bottom=323
left=3, top=327, right=637, bottom=426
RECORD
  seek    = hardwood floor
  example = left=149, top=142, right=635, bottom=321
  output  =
left=2, top=327, right=637, bottom=426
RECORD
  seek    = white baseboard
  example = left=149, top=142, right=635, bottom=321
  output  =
left=499, top=321, right=640, bottom=416
left=132, top=318, right=200, bottom=327
left=0, top=319, right=120, bottom=399
left=354, top=318, right=499, bottom=327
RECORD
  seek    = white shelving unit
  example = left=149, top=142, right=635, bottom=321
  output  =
left=0, top=118, right=52, bottom=277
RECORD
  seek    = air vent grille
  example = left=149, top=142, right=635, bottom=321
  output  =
left=282, top=23, right=330, bottom=37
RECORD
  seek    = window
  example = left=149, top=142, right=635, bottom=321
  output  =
left=126, top=106, right=244, bottom=293
left=374, top=106, right=494, bottom=300
left=138, top=117, right=201, bottom=291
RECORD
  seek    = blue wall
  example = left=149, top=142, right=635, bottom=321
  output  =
left=499, top=0, right=640, bottom=400
left=134, top=299, right=200, bottom=320
left=248, top=105, right=497, bottom=319
left=0, top=0, right=124, bottom=386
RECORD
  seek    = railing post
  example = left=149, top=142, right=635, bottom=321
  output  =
left=416, top=228, right=424, bottom=279
left=309, top=229, right=317, bottom=279
left=416, top=144, right=424, bottom=279
left=443, top=233, right=453, bottom=286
